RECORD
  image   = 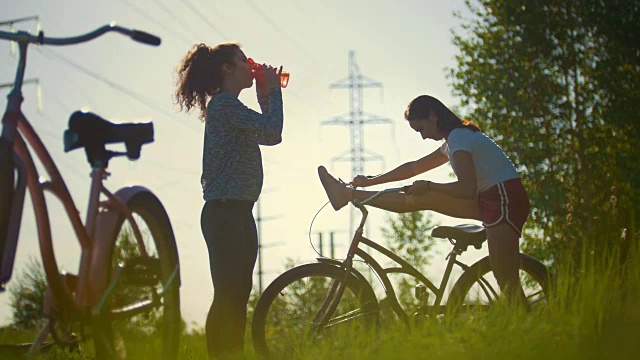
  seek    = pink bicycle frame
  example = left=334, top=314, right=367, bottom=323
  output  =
left=3, top=105, right=148, bottom=316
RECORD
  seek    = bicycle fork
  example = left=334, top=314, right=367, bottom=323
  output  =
left=0, top=154, right=26, bottom=289
left=311, top=228, right=364, bottom=330
left=311, top=260, right=353, bottom=329
left=0, top=138, right=14, bottom=272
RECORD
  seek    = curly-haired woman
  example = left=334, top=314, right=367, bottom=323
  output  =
left=175, top=43, right=284, bottom=359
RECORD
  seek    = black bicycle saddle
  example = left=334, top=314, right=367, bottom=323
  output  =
left=431, top=224, right=487, bottom=249
left=64, top=110, right=154, bottom=161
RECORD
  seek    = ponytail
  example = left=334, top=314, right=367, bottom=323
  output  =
left=175, top=42, right=240, bottom=121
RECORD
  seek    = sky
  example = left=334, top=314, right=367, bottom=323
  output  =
left=0, top=0, right=488, bottom=328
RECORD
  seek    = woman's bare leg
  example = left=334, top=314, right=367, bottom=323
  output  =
left=486, top=223, right=527, bottom=307
left=317, top=165, right=481, bottom=220
left=350, top=188, right=483, bottom=221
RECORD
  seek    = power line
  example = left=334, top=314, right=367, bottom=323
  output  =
left=1, top=79, right=41, bottom=111
left=0, top=83, right=86, bottom=179
left=152, top=0, right=204, bottom=43
left=117, top=0, right=193, bottom=46
left=38, top=47, right=200, bottom=134
left=179, top=0, right=228, bottom=41
left=238, top=0, right=338, bottom=114
left=33, top=114, right=90, bottom=181
left=127, top=0, right=323, bottom=115
left=1, top=16, right=40, bottom=55
left=35, top=82, right=201, bottom=192
left=241, top=0, right=331, bottom=74
left=32, top=51, right=205, bottom=182
left=0, top=16, right=39, bottom=27
left=242, top=0, right=288, bottom=40
left=36, top=35, right=321, bottom=148
left=42, top=67, right=98, bottom=110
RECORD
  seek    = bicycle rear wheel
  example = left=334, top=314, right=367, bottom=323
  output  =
left=251, top=263, right=378, bottom=359
left=92, top=191, right=181, bottom=360
left=448, top=253, right=548, bottom=312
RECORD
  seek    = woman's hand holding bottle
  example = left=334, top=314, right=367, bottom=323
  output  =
left=249, top=58, right=289, bottom=97
left=262, top=65, right=282, bottom=90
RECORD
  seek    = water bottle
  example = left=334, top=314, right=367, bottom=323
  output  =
left=248, top=58, right=290, bottom=88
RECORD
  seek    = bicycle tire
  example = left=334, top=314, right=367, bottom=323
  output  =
left=92, top=191, right=181, bottom=360
left=447, top=253, right=548, bottom=311
left=252, top=263, right=378, bottom=359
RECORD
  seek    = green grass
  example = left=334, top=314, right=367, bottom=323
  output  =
left=277, top=241, right=638, bottom=360
left=2, top=242, right=638, bottom=359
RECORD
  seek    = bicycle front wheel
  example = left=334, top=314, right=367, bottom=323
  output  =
left=251, top=263, right=378, bottom=359
left=448, top=253, right=548, bottom=312
left=93, top=191, right=181, bottom=360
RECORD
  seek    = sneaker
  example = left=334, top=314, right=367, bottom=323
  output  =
left=317, top=166, right=350, bottom=211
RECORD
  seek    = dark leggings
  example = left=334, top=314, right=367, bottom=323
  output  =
left=201, top=200, right=258, bottom=359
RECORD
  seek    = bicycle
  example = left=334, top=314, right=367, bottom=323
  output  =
left=251, top=186, right=549, bottom=358
left=0, top=24, right=180, bottom=359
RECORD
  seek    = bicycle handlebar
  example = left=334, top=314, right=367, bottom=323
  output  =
left=0, top=24, right=161, bottom=47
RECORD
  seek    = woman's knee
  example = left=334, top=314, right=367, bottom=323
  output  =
left=214, top=281, right=252, bottom=301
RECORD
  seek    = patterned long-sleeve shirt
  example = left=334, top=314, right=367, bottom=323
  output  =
left=201, top=88, right=283, bottom=202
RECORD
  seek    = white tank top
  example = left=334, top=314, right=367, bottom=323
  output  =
left=440, top=128, right=519, bottom=192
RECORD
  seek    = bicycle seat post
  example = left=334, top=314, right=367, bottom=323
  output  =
left=85, top=165, right=108, bottom=240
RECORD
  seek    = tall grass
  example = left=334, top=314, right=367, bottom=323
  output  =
left=240, top=239, right=639, bottom=360
left=1, top=241, right=637, bottom=359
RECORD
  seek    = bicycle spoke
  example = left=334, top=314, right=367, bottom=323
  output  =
left=324, top=306, right=378, bottom=328
left=449, top=255, right=548, bottom=312
left=253, top=264, right=378, bottom=358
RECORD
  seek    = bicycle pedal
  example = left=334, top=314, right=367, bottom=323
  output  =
left=121, top=257, right=161, bottom=287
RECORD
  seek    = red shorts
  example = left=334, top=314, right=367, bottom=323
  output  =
left=477, top=178, right=530, bottom=235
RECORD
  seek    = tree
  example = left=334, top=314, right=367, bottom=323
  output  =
left=380, top=211, right=437, bottom=312
left=8, top=257, right=47, bottom=330
left=449, top=0, right=640, bottom=264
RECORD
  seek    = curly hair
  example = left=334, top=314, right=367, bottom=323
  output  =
left=174, top=42, right=240, bottom=121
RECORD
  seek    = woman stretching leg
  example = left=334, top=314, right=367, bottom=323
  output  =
left=318, top=95, right=529, bottom=306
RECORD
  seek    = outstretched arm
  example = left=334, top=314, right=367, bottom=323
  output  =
left=405, top=150, right=477, bottom=199
left=350, top=148, right=449, bottom=187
